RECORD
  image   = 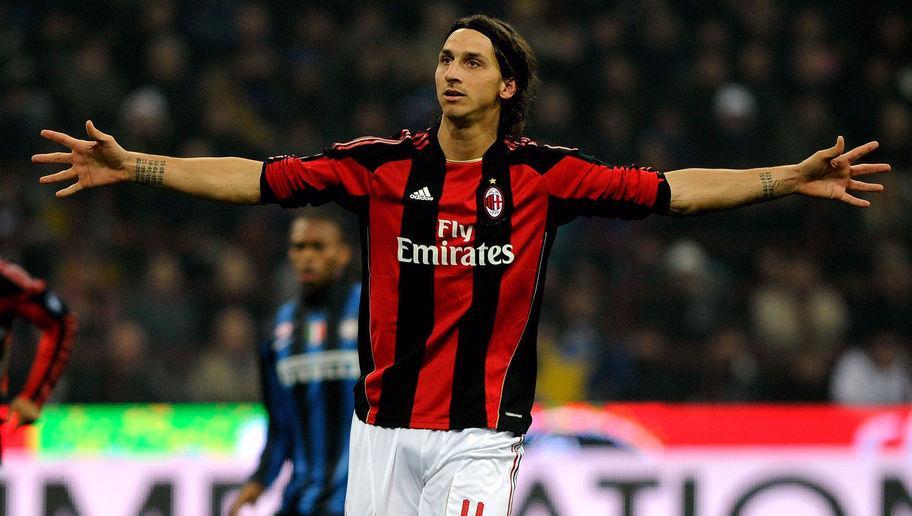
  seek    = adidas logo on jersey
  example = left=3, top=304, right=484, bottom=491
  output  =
left=409, top=187, right=434, bottom=201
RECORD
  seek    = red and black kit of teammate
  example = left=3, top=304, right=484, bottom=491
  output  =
left=0, top=259, right=77, bottom=426
left=261, top=127, right=669, bottom=434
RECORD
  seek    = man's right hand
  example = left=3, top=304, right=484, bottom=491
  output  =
left=228, top=481, right=266, bottom=516
left=7, top=397, right=41, bottom=428
left=33, top=120, right=132, bottom=197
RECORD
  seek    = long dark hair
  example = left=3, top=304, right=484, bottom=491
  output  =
left=446, top=15, right=539, bottom=138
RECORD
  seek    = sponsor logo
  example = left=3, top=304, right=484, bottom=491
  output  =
left=276, top=350, right=360, bottom=386
left=397, top=237, right=514, bottom=266
left=396, top=218, right=514, bottom=266
left=409, top=186, right=434, bottom=201
left=484, top=186, right=504, bottom=219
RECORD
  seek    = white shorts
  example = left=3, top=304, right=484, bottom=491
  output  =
left=345, top=415, right=524, bottom=516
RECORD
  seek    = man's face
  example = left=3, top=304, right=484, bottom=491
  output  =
left=288, top=218, right=351, bottom=289
left=435, top=28, right=516, bottom=126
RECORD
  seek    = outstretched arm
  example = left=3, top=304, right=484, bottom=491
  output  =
left=664, top=137, right=890, bottom=215
left=34, top=121, right=263, bottom=204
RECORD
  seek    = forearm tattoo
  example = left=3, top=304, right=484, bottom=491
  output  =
left=760, top=171, right=775, bottom=200
left=135, top=158, right=165, bottom=186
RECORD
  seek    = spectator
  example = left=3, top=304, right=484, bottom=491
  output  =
left=831, top=331, right=912, bottom=405
left=750, top=248, right=849, bottom=355
left=692, top=327, right=761, bottom=402
left=187, top=306, right=259, bottom=402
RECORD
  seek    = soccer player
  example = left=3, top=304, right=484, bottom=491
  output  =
left=228, top=211, right=359, bottom=516
left=35, top=14, right=889, bottom=515
left=0, top=258, right=77, bottom=430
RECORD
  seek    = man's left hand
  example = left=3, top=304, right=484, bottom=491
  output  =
left=796, top=136, right=891, bottom=207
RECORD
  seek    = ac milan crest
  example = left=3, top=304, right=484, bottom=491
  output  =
left=484, top=186, right=504, bottom=219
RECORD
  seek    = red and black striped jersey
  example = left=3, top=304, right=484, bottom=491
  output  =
left=261, top=129, right=669, bottom=434
left=0, top=259, right=77, bottom=407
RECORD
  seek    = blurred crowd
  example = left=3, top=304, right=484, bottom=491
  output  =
left=1, top=0, right=910, bottom=405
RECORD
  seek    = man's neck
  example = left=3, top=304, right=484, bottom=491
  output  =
left=437, top=116, right=499, bottom=161
left=301, top=282, right=332, bottom=306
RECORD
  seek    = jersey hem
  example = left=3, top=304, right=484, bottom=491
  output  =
left=359, top=413, right=530, bottom=434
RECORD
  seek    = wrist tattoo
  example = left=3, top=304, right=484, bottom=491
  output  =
left=760, top=171, right=775, bottom=200
left=135, top=158, right=165, bottom=186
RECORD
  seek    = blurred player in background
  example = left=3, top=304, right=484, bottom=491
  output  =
left=35, top=13, right=890, bottom=516
left=0, top=258, right=77, bottom=432
left=229, top=211, right=359, bottom=516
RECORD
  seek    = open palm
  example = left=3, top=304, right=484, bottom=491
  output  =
left=33, top=120, right=131, bottom=197
left=796, top=136, right=890, bottom=208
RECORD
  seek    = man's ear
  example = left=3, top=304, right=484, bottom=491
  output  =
left=499, top=78, right=517, bottom=100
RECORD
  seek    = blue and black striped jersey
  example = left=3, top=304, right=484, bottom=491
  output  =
left=251, top=282, right=360, bottom=516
